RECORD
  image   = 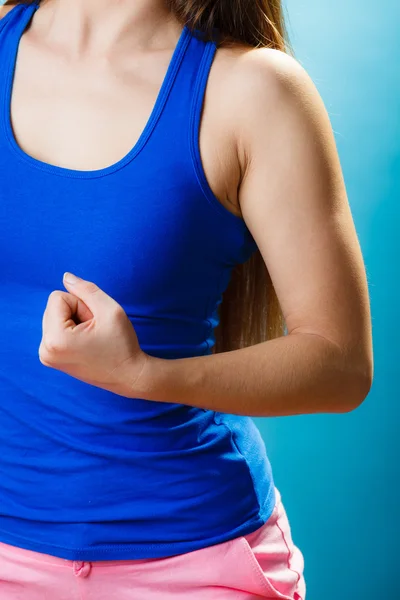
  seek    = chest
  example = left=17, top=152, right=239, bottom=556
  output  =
left=9, top=31, right=242, bottom=217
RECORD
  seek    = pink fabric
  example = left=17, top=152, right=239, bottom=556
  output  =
left=0, top=488, right=305, bottom=599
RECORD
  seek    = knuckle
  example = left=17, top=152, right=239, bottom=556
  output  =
left=38, top=344, right=51, bottom=365
left=39, top=351, right=51, bottom=366
left=42, top=335, right=66, bottom=356
left=48, top=290, right=63, bottom=301
left=113, top=305, right=126, bottom=321
left=85, top=282, right=99, bottom=295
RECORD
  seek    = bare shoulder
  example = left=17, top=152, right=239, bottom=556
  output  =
left=214, top=42, right=334, bottom=175
left=203, top=42, right=327, bottom=215
left=217, top=42, right=328, bottom=132
left=236, top=45, right=309, bottom=83
left=219, top=43, right=306, bottom=86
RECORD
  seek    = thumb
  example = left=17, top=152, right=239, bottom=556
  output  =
left=63, top=272, right=120, bottom=319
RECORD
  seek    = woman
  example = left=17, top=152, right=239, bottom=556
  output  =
left=0, top=0, right=373, bottom=598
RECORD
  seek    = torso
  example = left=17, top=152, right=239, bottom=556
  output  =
left=2, top=3, right=253, bottom=219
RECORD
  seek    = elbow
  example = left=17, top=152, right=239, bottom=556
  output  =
left=340, top=358, right=374, bottom=413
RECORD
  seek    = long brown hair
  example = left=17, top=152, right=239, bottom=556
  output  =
left=4, top=0, right=291, bottom=352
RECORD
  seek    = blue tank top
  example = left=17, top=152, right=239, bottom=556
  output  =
left=0, top=1, right=276, bottom=561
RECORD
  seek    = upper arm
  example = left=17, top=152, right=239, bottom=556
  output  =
left=232, top=48, right=373, bottom=378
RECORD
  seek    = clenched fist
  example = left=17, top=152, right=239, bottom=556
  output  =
left=39, top=272, right=149, bottom=397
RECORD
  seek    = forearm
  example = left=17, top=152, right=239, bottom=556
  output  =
left=128, top=332, right=371, bottom=416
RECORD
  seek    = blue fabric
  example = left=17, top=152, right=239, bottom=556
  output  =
left=0, top=2, right=275, bottom=560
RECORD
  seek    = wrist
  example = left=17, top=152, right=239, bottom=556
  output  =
left=124, top=352, right=164, bottom=401
left=122, top=351, right=205, bottom=406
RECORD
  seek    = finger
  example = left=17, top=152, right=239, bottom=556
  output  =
left=73, top=297, right=94, bottom=324
left=42, top=291, right=78, bottom=337
left=62, top=275, right=121, bottom=321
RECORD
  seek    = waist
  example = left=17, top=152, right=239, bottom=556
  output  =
left=0, top=383, right=275, bottom=559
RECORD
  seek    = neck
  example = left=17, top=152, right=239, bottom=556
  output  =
left=32, top=0, right=177, bottom=58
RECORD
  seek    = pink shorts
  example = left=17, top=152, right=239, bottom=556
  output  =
left=0, top=488, right=306, bottom=600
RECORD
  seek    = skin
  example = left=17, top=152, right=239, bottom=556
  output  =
left=1, top=0, right=373, bottom=416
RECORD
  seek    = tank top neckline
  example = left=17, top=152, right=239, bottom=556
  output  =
left=1, top=1, right=193, bottom=179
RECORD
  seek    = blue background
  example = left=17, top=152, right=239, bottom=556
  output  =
left=254, top=1, right=399, bottom=598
